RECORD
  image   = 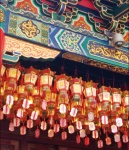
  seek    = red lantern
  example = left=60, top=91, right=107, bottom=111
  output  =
left=54, top=123, right=60, bottom=133
left=80, top=129, right=86, bottom=138
left=76, top=135, right=80, bottom=144
left=16, top=108, right=24, bottom=118
left=13, top=117, right=20, bottom=127
left=122, top=134, right=128, bottom=143
left=105, top=137, right=111, bottom=145
left=61, top=131, right=67, bottom=140
left=27, top=119, right=33, bottom=129
left=6, top=95, right=14, bottom=106
left=35, top=128, right=40, bottom=138
left=117, top=141, right=122, bottom=148
left=89, top=122, right=95, bottom=131
left=30, top=110, right=39, bottom=120
left=22, top=98, right=31, bottom=109
left=70, top=107, right=78, bottom=117
left=76, top=121, right=82, bottom=130
left=41, top=120, right=47, bottom=130
left=42, top=100, right=47, bottom=110
left=101, top=115, right=108, bottom=125
left=114, top=133, right=120, bottom=142
left=60, top=118, right=67, bottom=128
left=92, top=130, right=98, bottom=139
left=9, top=122, right=14, bottom=132
left=20, top=125, right=26, bottom=135
left=112, top=88, right=121, bottom=107
left=0, top=29, right=5, bottom=69
left=111, top=124, right=117, bottom=133
left=98, top=140, right=103, bottom=148
left=3, top=105, right=10, bottom=114
left=84, top=136, right=90, bottom=146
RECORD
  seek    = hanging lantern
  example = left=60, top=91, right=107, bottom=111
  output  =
left=13, top=117, right=20, bottom=127
left=41, top=120, right=47, bottom=130
left=112, top=88, right=121, bottom=108
left=111, top=124, right=118, bottom=133
left=17, top=85, right=27, bottom=98
left=22, top=98, right=31, bottom=109
left=53, top=123, right=60, bottom=133
left=76, top=135, right=80, bottom=144
left=122, top=91, right=129, bottom=109
left=59, top=104, right=66, bottom=114
left=80, top=129, right=86, bottom=138
left=0, top=110, right=4, bottom=120
left=60, top=118, right=67, bottom=128
left=92, top=130, right=98, bottom=139
left=20, top=125, right=26, bottom=135
left=101, top=115, right=108, bottom=125
left=97, top=140, right=103, bottom=148
left=70, top=107, right=78, bottom=117
left=48, top=116, right=54, bottom=125
left=0, top=65, right=6, bottom=77
left=105, top=137, right=111, bottom=145
left=35, top=128, right=40, bottom=138
left=88, top=112, right=94, bottom=122
left=89, top=122, right=95, bottom=131
left=61, top=131, right=67, bottom=140
left=16, top=108, right=24, bottom=118
left=9, top=122, right=14, bottom=132
left=116, top=118, right=123, bottom=127
left=3, top=105, right=10, bottom=114
left=6, top=68, right=21, bottom=91
left=27, top=119, right=33, bottom=129
left=84, top=136, right=90, bottom=146
left=30, top=110, right=39, bottom=120
left=117, top=141, right=122, bottom=149
left=98, top=86, right=111, bottom=110
left=114, top=133, right=120, bottom=142
left=40, top=68, right=54, bottom=91
left=42, top=100, right=47, bottom=110
left=24, top=67, right=37, bottom=91
left=122, top=134, right=128, bottom=143
left=6, top=95, right=14, bottom=106
left=76, top=121, right=82, bottom=130
left=48, top=129, right=54, bottom=138
left=68, top=125, right=74, bottom=134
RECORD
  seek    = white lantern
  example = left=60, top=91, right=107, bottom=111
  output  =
left=3, top=105, right=10, bottom=114
left=20, top=126, right=26, bottom=135
left=53, top=123, right=60, bottom=133
left=61, top=131, right=67, bottom=140
left=76, top=121, right=82, bottom=130
left=17, top=108, right=24, bottom=118
left=68, top=125, right=74, bottom=134
left=30, top=110, right=39, bottom=120
left=42, top=100, right=47, bottom=110
left=48, top=129, right=54, bottom=138
left=112, top=94, right=121, bottom=104
left=6, top=95, right=14, bottom=106
left=111, top=124, right=118, bottom=133
left=27, top=119, right=33, bottom=129
left=88, top=112, right=94, bottom=122
left=101, top=116, right=108, bottom=125
left=9, top=122, right=14, bottom=132
left=70, top=107, right=78, bottom=117
left=122, top=91, right=129, bottom=108
left=98, top=140, right=103, bottom=148
left=114, top=133, right=120, bottom=142
left=13, top=117, right=20, bottom=127
left=80, top=129, right=86, bottom=138
left=22, top=99, right=31, bottom=109
left=59, top=104, right=66, bottom=114
left=89, top=122, right=95, bottom=131
left=0, top=110, right=4, bottom=120
left=92, top=130, right=98, bottom=139
left=41, top=121, right=47, bottom=130
left=122, top=134, right=128, bottom=143
left=60, top=118, right=67, bottom=128
left=116, top=118, right=123, bottom=127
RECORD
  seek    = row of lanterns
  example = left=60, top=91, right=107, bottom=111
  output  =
left=0, top=65, right=129, bottom=148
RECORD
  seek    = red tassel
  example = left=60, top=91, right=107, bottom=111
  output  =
left=0, top=29, right=5, bottom=69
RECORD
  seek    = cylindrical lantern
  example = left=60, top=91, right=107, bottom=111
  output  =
left=76, top=121, right=82, bottom=130
left=84, top=136, right=90, bottom=146
left=20, top=126, right=26, bottom=135
left=76, top=135, right=80, bottom=144
left=101, top=115, right=108, bottom=125
left=117, top=141, right=122, bottom=149
left=53, top=123, right=60, bottom=133
left=42, top=100, right=47, bottom=110
left=80, top=129, right=86, bottom=138
left=35, top=128, right=40, bottom=138
left=61, top=131, right=67, bottom=140
left=0, top=110, right=4, bottom=120
left=13, top=117, right=20, bottom=127
left=122, top=134, right=128, bottom=143
left=116, top=118, right=123, bottom=127
left=89, top=122, right=95, bottom=131
left=60, top=118, right=67, bottom=128
left=70, top=107, right=78, bottom=117
left=27, top=119, right=33, bottom=129
left=48, top=129, right=54, bottom=138
left=98, top=140, right=103, bottom=148
left=17, top=108, right=24, bottom=118
left=111, top=124, right=118, bottom=133
left=105, top=137, right=111, bottom=145
left=68, top=125, right=74, bottom=134
left=92, top=130, right=98, bottom=139
left=9, top=122, right=14, bottom=132
left=41, top=121, right=47, bottom=130
left=22, top=98, right=31, bottom=109
left=114, top=133, right=120, bottom=142
left=122, top=91, right=129, bottom=109
left=30, top=110, right=39, bottom=120
left=6, top=95, right=14, bottom=106
left=112, top=88, right=121, bottom=107
left=40, top=68, right=54, bottom=91
left=59, top=104, right=66, bottom=114
left=3, top=105, right=10, bottom=114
